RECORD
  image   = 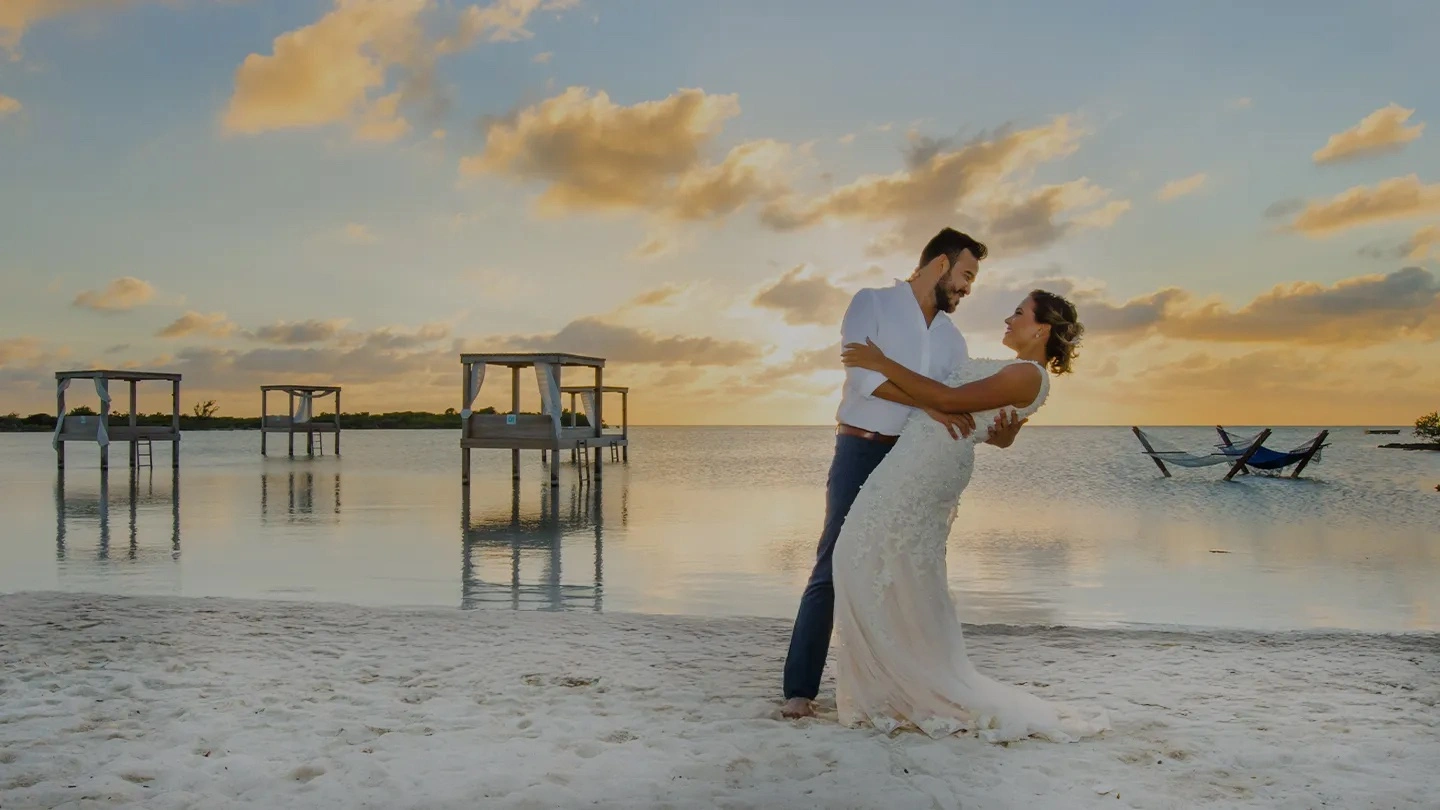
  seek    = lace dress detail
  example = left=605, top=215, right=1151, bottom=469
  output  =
left=832, top=358, right=1110, bottom=743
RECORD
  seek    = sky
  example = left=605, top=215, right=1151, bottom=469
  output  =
left=1, top=0, right=1438, bottom=426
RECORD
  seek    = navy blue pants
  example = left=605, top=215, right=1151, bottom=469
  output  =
left=782, top=433, right=894, bottom=700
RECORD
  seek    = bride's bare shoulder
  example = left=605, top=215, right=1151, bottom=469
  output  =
left=991, top=360, right=1045, bottom=406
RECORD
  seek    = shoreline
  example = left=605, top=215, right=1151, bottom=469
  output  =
left=2, top=592, right=1436, bottom=809
left=0, top=424, right=1422, bottom=433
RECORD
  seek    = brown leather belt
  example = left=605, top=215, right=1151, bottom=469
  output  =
left=837, top=423, right=899, bottom=444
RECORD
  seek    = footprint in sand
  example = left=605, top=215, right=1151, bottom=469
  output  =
left=119, top=772, right=156, bottom=785
left=289, top=764, right=325, bottom=783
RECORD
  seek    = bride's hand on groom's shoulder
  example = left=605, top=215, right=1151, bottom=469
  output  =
left=841, top=338, right=887, bottom=371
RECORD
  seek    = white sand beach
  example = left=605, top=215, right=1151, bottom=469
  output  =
left=1, top=593, right=1436, bottom=810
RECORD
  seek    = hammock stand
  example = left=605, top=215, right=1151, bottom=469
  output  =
left=1131, top=426, right=1270, bottom=481
left=1215, top=426, right=1329, bottom=479
left=1131, top=426, right=1329, bottom=481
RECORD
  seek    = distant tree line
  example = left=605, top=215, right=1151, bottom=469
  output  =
left=0, top=404, right=594, bottom=432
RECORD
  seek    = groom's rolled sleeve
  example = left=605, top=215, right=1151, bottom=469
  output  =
left=840, top=290, right=887, bottom=398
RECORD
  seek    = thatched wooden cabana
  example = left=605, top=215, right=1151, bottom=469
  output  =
left=458, top=352, right=629, bottom=487
left=52, top=369, right=181, bottom=470
left=261, top=384, right=341, bottom=457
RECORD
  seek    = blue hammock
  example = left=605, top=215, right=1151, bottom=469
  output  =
left=1215, top=427, right=1329, bottom=474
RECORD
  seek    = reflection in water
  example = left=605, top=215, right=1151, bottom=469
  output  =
left=6, top=427, right=1433, bottom=632
left=461, top=474, right=627, bottom=612
left=260, top=466, right=341, bottom=523
left=54, top=467, right=181, bottom=591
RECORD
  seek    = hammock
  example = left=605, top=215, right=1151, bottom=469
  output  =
left=1215, top=426, right=1329, bottom=473
left=1131, top=428, right=1236, bottom=467
left=1132, top=426, right=1328, bottom=481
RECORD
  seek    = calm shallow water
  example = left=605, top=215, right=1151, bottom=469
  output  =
left=1, top=427, right=1436, bottom=631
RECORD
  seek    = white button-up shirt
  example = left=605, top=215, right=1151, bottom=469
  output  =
left=835, top=281, right=968, bottom=435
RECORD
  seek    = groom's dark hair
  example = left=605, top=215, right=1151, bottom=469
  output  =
left=920, top=228, right=987, bottom=268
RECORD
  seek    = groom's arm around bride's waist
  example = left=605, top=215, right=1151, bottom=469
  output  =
left=839, top=288, right=923, bottom=407
left=837, top=288, right=975, bottom=439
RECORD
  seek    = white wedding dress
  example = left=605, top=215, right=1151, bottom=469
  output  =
left=832, top=358, right=1111, bottom=743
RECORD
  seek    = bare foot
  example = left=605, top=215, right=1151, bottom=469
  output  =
left=781, top=697, right=815, bottom=719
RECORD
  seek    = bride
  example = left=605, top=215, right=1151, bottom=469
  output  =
left=833, top=289, right=1110, bottom=743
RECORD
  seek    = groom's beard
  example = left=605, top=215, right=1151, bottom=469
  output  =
left=934, top=282, right=961, bottom=313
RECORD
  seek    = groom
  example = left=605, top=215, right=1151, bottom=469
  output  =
left=780, top=227, right=1026, bottom=719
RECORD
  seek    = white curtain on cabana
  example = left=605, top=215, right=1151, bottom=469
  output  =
left=534, top=362, right=562, bottom=433
left=292, top=391, right=312, bottom=423
left=459, top=364, right=486, bottom=419
left=50, top=378, right=71, bottom=450
left=579, top=391, right=596, bottom=429
left=94, top=377, right=111, bottom=447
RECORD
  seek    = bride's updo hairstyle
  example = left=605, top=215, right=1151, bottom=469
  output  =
left=1029, top=289, right=1083, bottom=375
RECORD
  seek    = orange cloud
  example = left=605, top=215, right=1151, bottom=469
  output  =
left=170, top=343, right=440, bottom=390
left=760, top=118, right=1127, bottom=254
left=752, top=265, right=851, bottom=327
left=0, top=337, right=74, bottom=403
left=1287, top=175, right=1440, bottom=236
left=223, top=1, right=578, bottom=141
left=0, top=336, right=45, bottom=366
left=341, top=222, right=379, bottom=243
left=1158, top=267, right=1440, bottom=346
left=439, top=0, right=577, bottom=51
left=464, top=94, right=1121, bottom=256
left=985, top=179, right=1131, bottom=250
left=1111, top=348, right=1440, bottom=426
left=1313, top=103, right=1425, bottom=165
left=1, top=0, right=141, bottom=54
left=353, top=92, right=412, bottom=142
left=0, top=94, right=20, bottom=117
left=223, top=0, right=426, bottom=140
left=626, top=284, right=685, bottom=308
left=1402, top=225, right=1440, bottom=260
left=755, top=342, right=839, bottom=384
left=463, top=86, right=791, bottom=223
left=863, top=231, right=905, bottom=258
left=489, top=317, right=766, bottom=366
left=248, top=319, right=350, bottom=345
left=342, top=322, right=451, bottom=350
left=1156, top=172, right=1208, bottom=201
left=218, top=0, right=578, bottom=141
left=1359, top=225, right=1440, bottom=262
left=157, top=311, right=238, bottom=339
left=955, top=266, right=1440, bottom=349
left=628, top=233, right=677, bottom=260
left=72, top=276, right=156, bottom=312
left=761, top=120, right=1079, bottom=229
